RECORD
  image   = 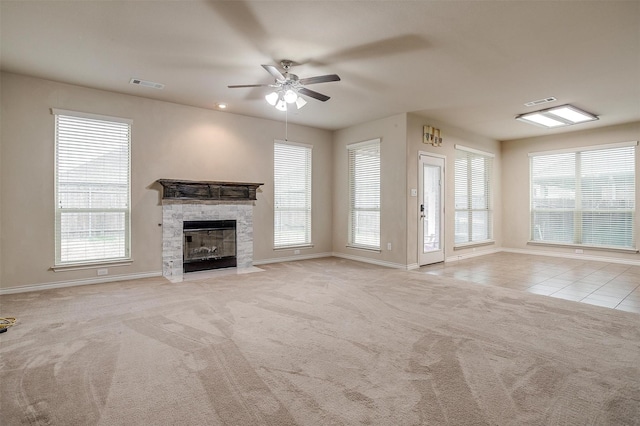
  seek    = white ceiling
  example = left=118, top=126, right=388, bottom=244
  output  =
left=1, top=0, right=639, bottom=141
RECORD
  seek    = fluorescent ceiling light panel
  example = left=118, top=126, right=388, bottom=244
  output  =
left=516, top=104, right=598, bottom=128
left=523, top=113, right=565, bottom=128
left=547, top=106, right=596, bottom=123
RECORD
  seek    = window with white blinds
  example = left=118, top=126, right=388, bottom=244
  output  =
left=53, top=109, right=131, bottom=265
left=454, top=146, right=494, bottom=245
left=274, top=141, right=312, bottom=248
left=530, top=142, right=636, bottom=249
left=348, top=139, right=380, bottom=250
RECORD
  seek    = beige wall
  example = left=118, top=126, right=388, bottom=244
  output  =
left=332, top=113, right=408, bottom=267
left=0, top=72, right=333, bottom=290
left=501, top=121, right=640, bottom=261
left=406, top=113, right=502, bottom=266
left=3, top=71, right=638, bottom=290
left=331, top=112, right=501, bottom=269
left=0, top=73, right=3, bottom=285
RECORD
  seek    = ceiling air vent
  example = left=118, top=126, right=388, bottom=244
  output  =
left=524, top=97, right=556, bottom=107
left=130, top=78, right=164, bottom=90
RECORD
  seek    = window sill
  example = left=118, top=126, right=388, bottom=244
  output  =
left=527, top=241, right=638, bottom=254
left=454, top=240, right=495, bottom=251
left=51, top=259, right=133, bottom=272
left=274, top=244, right=314, bottom=251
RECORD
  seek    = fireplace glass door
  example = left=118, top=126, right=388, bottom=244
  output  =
left=183, top=220, right=237, bottom=272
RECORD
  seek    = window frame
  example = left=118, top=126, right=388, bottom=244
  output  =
left=454, top=145, right=495, bottom=247
left=273, top=140, right=313, bottom=249
left=347, top=138, right=381, bottom=251
left=52, top=109, right=132, bottom=268
left=529, top=141, right=637, bottom=252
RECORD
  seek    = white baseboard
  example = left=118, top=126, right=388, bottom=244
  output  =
left=0, top=271, right=163, bottom=295
left=331, top=252, right=409, bottom=270
left=446, top=247, right=502, bottom=263
left=253, top=252, right=333, bottom=266
left=256, top=252, right=418, bottom=270
left=500, top=247, right=640, bottom=266
left=7, top=246, right=633, bottom=295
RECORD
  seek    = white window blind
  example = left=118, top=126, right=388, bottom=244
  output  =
left=54, top=109, right=131, bottom=265
left=274, top=141, right=312, bottom=248
left=454, top=146, right=493, bottom=245
left=530, top=142, right=636, bottom=249
left=348, top=139, right=380, bottom=250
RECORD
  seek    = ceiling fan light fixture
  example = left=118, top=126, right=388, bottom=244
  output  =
left=295, top=97, right=307, bottom=109
left=230, top=61, right=340, bottom=111
left=284, top=89, right=298, bottom=103
left=265, top=91, right=279, bottom=106
left=275, top=99, right=287, bottom=111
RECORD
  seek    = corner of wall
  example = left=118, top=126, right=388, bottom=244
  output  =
left=405, top=113, right=502, bottom=267
left=500, top=121, right=640, bottom=262
left=331, top=113, right=410, bottom=267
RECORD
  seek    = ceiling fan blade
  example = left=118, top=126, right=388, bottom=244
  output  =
left=298, top=88, right=330, bottom=102
left=207, top=2, right=270, bottom=57
left=262, top=64, right=285, bottom=81
left=227, top=84, right=270, bottom=88
left=298, top=74, right=341, bottom=85
left=307, top=34, right=430, bottom=66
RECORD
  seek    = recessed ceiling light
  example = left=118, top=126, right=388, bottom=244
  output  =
left=516, top=104, right=598, bottom=129
left=216, top=103, right=227, bottom=109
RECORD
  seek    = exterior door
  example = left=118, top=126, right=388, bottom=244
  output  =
left=418, top=153, right=445, bottom=265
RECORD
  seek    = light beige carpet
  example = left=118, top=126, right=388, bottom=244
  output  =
left=1, top=258, right=639, bottom=425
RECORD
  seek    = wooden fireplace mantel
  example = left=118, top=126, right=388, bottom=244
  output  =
left=157, top=179, right=263, bottom=201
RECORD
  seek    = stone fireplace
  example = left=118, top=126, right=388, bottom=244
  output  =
left=158, top=180, right=263, bottom=281
left=183, top=219, right=237, bottom=272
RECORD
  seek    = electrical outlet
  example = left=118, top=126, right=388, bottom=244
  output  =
left=97, top=268, right=108, bottom=276
left=575, top=249, right=583, bottom=254
left=387, top=243, right=392, bottom=250
left=410, top=189, right=417, bottom=197
left=294, top=249, right=300, bottom=255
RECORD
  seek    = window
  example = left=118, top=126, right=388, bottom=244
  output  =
left=274, top=141, right=312, bottom=248
left=530, top=142, right=636, bottom=250
left=348, top=139, right=380, bottom=250
left=454, top=145, right=494, bottom=245
left=54, top=109, right=131, bottom=265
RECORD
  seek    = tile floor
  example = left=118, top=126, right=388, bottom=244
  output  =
left=417, top=252, right=640, bottom=314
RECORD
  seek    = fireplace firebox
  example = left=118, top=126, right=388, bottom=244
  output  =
left=183, top=220, right=237, bottom=273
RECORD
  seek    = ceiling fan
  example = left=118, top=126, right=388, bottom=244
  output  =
left=228, top=60, right=340, bottom=110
